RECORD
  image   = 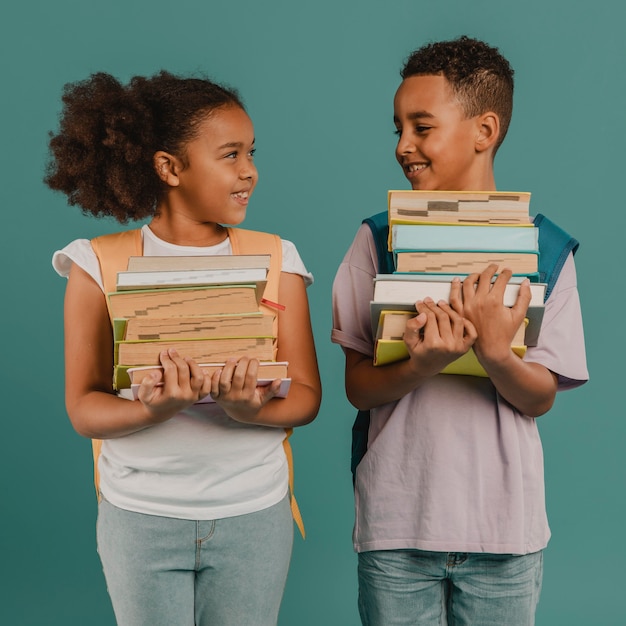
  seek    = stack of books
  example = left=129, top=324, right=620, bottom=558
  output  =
left=372, top=190, right=547, bottom=375
left=107, top=254, right=290, bottom=400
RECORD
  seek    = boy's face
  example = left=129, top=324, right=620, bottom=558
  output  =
left=394, top=74, right=492, bottom=191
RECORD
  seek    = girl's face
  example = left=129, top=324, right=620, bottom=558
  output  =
left=172, top=105, right=258, bottom=226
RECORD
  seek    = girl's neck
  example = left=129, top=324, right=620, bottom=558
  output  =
left=148, top=211, right=229, bottom=247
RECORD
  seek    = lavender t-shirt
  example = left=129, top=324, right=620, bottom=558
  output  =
left=331, top=223, right=588, bottom=555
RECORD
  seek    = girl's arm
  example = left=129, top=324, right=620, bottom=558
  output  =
left=210, top=271, right=321, bottom=427
left=64, top=263, right=211, bottom=439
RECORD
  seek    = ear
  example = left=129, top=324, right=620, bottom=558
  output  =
left=153, top=151, right=182, bottom=187
left=474, top=112, right=500, bottom=154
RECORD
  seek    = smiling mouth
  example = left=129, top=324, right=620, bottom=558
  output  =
left=406, top=163, right=428, bottom=174
left=231, top=191, right=250, bottom=200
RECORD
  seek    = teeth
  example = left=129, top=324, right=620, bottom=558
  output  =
left=232, top=191, right=249, bottom=199
left=408, top=164, right=427, bottom=173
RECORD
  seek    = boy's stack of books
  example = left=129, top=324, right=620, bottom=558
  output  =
left=371, top=190, right=547, bottom=376
left=108, top=254, right=290, bottom=401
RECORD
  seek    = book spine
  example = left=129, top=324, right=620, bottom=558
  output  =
left=391, top=224, right=539, bottom=252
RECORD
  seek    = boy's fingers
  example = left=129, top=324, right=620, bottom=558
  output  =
left=510, top=278, right=532, bottom=318
left=489, top=266, right=513, bottom=297
left=474, top=264, right=499, bottom=295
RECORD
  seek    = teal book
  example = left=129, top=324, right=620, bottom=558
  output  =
left=391, top=223, right=539, bottom=252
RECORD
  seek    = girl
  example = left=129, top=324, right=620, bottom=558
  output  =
left=47, top=71, right=321, bottom=626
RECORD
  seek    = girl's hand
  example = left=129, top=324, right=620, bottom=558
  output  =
left=136, top=349, right=212, bottom=423
left=209, top=357, right=283, bottom=423
left=461, top=265, right=531, bottom=366
left=403, top=278, right=477, bottom=378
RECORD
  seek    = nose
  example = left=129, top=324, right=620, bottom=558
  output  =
left=240, top=159, right=258, bottom=181
left=396, top=129, right=416, bottom=159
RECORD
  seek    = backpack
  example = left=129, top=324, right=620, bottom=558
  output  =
left=91, top=226, right=306, bottom=537
left=351, top=211, right=579, bottom=479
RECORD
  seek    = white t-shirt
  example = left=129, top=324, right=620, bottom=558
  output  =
left=332, top=223, right=588, bottom=555
left=53, top=224, right=313, bottom=520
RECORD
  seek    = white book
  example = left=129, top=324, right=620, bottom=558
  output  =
left=371, top=276, right=546, bottom=346
left=120, top=378, right=291, bottom=403
left=373, top=275, right=546, bottom=307
left=116, top=267, right=267, bottom=291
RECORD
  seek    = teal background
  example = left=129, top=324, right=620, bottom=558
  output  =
left=1, top=0, right=624, bottom=623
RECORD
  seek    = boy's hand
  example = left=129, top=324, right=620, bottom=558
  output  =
left=209, top=357, right=282, bottom=423
left=137, top=349, right=212, bottom=423
left=461, top=264, right=532, bottom=366
left=403, top=279, right=477, bottom=378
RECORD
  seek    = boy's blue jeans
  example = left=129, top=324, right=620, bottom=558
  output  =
left=358, top=549, right=543, bottom=626
left=96, top=494, right=293, bottom=626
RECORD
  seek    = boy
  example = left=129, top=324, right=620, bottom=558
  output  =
left=331, top=36, right=588, bottom=625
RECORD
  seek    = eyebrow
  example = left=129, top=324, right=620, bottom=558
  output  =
left=393, top=111, right=435, bottom=123
left=218, top=139, right=256, bottom=150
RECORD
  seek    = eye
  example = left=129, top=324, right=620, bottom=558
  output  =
left=393, top=128, right=401, bottom=137
left=225, top=151, right=238, bottom=159
left=248, top=148, right=256, bottom=158
left=415, top=125, right=431, bottom=133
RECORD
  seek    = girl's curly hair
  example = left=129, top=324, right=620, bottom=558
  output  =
left=44, top=71, right=244, bottom=222
left=401, top=36, right=514, bottom=153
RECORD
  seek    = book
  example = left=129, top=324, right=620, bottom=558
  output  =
left=388, top=190, right=531, bottom=225
left=119, top=313, right=275, bottom=341
left=107, top=284, right=262, bottom=319
left=373, top=309, right=527, bottom=372
left=391, top=224, right=539, bottom=252
left=394, top=251, right=538, bottom=274
left=374, top=343, right=527, bottom=373
left=373, top=275, right=546, bottom=307
left=370, top=276, right=546, bottom=346
left=116, top=267, right=268, bottom=291
left=121, top=377, right=292, bottom=403
left=116, top=336, right=275, bottom=367
left=441, top=347, right=526, bottom=377
left=126, top=254, right=271, bottom=272
left=127, top=360, right=289, bottom=385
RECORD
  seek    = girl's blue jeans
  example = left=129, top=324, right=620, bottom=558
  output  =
left=358, top=549, right=543, bottom=625
left=96, top=494, right=293, bottom=626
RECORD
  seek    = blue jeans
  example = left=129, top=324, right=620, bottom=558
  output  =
left=96, top=494, right=293, bottom=626
left=358, top=549, right=543, bottom=626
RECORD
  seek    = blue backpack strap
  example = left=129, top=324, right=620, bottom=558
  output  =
left=362, top=210, right=395, bottom=274
left=351, top=212, right=394, bottom=480
left=534, top=213, right=579, bottom=301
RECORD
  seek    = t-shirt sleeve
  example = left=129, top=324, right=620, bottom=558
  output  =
left=331, top=224, right=379, bottom=357
left=51, top=239, right=104, bottom=290
left=524, top=252, right=588, bottom=389
left=281, top=239, right=313, bottom=287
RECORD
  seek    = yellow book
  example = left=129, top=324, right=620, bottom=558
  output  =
left=373, top=309, right=527, bottom=375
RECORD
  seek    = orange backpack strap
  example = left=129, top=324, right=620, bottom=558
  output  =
left=91, top=227, right=305, bottom=538
left=89, top=229, right=143, bottom=499
left=228, top=228, right=306, bottom=538
left=91, top=229, right=143, bottom=314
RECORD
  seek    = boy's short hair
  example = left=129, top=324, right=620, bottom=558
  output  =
left=401, top=36, right=514, bottom=152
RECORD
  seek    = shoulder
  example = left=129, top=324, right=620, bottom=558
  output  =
left=338, top=222, right=379, bottom=275
left=52, top=238, right=103, bottom=289
left=280, top=238, right=313, bottom=286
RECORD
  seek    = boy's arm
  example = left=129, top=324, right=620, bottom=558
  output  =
left=345, top=290, right=477, bottom=409
left=462, top=264, right=558, bottom=417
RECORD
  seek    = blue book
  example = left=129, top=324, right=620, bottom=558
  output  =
left=391, top=224, right=539, bottom=252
